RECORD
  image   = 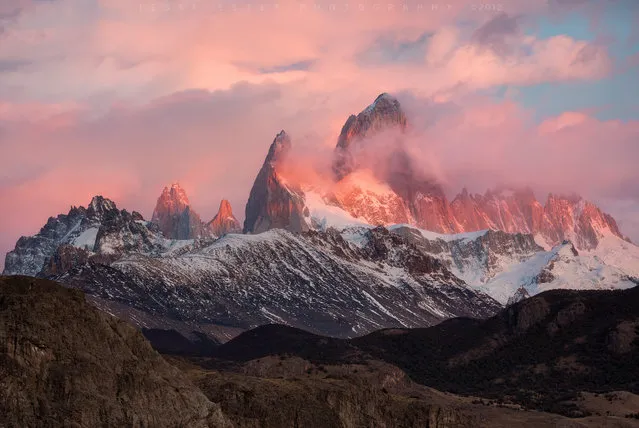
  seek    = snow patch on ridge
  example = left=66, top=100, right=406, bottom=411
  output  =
left=72, top=227, right=99, bottom=250
left=388, top=224, right=489, bottom=243
left=304, top=190, right=370, bottom=231
left=585, top=235, right=639, bottom=278
left=481, top=241, right=637, bottom=304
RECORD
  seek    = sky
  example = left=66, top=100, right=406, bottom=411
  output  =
left=1, top=0, right=638, bottom=270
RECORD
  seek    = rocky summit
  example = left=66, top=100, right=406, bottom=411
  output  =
left=248, top=93, right=630, bottom=251
left=152, top=183, right=207, bottom=240
left=207, top=199, right=241, bottom=236
left=243, top=130, right=310, bottom=234
left=3, top=196, right=165, bottom=277
left=333, top=92, right=408, bottom=180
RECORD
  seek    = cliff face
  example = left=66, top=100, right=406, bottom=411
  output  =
left=333, top=93, right=408, bottom=181
left=207, top=199, right=241, bottom=236
left=324, top=94, right=628, bottom=249
left=195, top=361, right=477, bottom=428
left=0, top=276, right=232, bottom=428
left=3, top=196, right=165, bottom=277
left=151, top=183, right=207, bottom=240
left=243, top=131, right=310, bottom=234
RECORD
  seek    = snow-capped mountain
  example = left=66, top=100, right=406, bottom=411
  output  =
left=4, top=196, right=503, bottom=338
left=247, top=93, right=629, bottom=251
left=3, top=91, right=638, bottom=341
left=207, top=199, right=242, bottom=236
left=3, top=196, right=168, bottom=276
left=151, top=183, right=207, bottom=239
left=334, top=223, right=639, bottom=305
left=5, top=191, right=636, bottom=338
left=481, top=240, right=638, bottom=304
left=9, top=207, right=499, bottom=337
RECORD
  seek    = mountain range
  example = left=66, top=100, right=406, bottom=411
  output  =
left=245, top=92, right=629, bottom=251
left=3, top=93, right=638, bottom=342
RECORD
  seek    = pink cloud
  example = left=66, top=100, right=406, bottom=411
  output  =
left=0, top=0, right=608, bottom=108
left=538, top=111, right=590, bottom=134
left=0, top=0, right=635, bottom=270
left=400, top=97, right=639, bottom=211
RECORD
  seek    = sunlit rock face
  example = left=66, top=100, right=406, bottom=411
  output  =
left=151, top=183, right=206, bottom=240
left=333, top=93, right=408, bottom=181
left=207, top=199, right=241, bottom=236
left=244, top=130, right=310, bottom=234
left=325, top=93, right=628, bottom=250
left=331, top=93, right=457, bottom=233
left=541, top=194, right=625, bottom=250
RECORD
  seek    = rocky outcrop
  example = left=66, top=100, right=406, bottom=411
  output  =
left=0, top=276, right=232, bottom=428
left=243, top=131, right=310, bottom=234
left=324, top=94, right=628, bottom=250
left=331, top=170, right=414, bottom=226
left=151, top=183, right=207, bottom=240
left=41, top=244, right=91, bottom=277
left=452, top=189, right=626, bottom=250
left=196, top=363, right=477, bottom=428
left=391, top=226, right=543, bottom=284
left=506, top=286, right=531, bottom=306
left=3, top=196, right=165, bottom=277
left=450, top=188, right=493, bottom=232
left=543, top=194, right=624, bottom=250
left=361, top=227, right=457, bottom=278
left=412, top=190, right=461, bottom=234
left=207, top=199, right=241, bottom=236
left=333, top=93, right=407, bottom=180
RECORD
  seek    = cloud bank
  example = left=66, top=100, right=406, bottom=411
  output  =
left=0, top=0, right=637, bottom=268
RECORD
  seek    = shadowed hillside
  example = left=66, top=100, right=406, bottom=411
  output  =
left=0, top=276, right=231, bottom=428
left=202, top=286, right=639, bottom=417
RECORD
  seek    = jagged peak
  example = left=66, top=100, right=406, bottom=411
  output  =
left=88, top=195, right=117, bottom=214
left=157, top=182, right=190, bottom=206
left=453, top=187, right=472, bottom=202
left=483, top=186, right=536, bottom=201
left=361, top=92, right=404, bottom=115
left=547, top=192, right=582, bottom=204
left=367, top=92, right=399, bottom=108
left=208, top=198, right=241, bottom=236
left=341, top=93, right=406, bottom=137
left=264, top=130, right=292, bottom=166
left=333, top=93, right=408, bottom=180
left=215, top=199, right=236, bottom=220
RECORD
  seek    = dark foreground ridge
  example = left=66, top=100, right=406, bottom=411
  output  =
left=2, top=275, right=638, bottom=427
left=0, top=275, right=231, bottom=427
left=202, top=286, right=639, bottom=417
